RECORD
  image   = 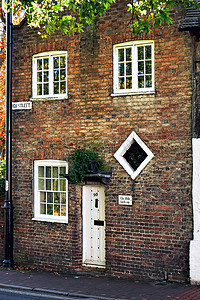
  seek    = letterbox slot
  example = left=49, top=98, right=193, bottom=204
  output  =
left=94, top=220, right=104, bottom=226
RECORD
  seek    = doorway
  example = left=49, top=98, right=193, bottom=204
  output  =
left=82, top=185, right=105, bottom=267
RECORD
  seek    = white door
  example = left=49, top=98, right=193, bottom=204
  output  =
left=82, top=186, right=105, bottom=267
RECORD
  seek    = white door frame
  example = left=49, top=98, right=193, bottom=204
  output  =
left=82, top=185, right=106, bottom=268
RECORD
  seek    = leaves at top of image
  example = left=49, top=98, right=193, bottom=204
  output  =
left=5, top=0, right=200, bottom=36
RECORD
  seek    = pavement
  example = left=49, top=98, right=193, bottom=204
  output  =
left=0, top=268, right=200, bottom=300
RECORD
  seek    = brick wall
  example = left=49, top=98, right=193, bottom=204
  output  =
left=9, top=1, right=193, bottom=282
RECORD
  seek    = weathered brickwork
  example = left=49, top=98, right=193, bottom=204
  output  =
left=6, top=1, right=193, bottom=281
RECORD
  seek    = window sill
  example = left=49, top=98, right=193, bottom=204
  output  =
left=30, top=96, right=68, bottom=101
left=32, top=217, right=68, bottom=224
left=111, top=91, right=155, bottom=97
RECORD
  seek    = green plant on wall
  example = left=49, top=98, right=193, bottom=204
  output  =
left=68, top=143, right=104, bottom=184
left=0, top=159, right=5, bottom=196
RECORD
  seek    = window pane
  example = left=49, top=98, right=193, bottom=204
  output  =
left=60, top=69, right=66, bottom=80
left=43, top=58, right=49, bottom=70
left=61, top=82, right=66, bottom=94
left=44, top=84, right=49, bottom=95
left=54, top=192, right=60, bottom=203
left=118, top=63, right=124, bottom=76
left=53, top=57, right=59, bottom=68
left=43, top=71, right=49, bottom=82
left=60, top=179, right=66, bottom=191
left=60, top=167, right=66, bottom=177
left=46, top=179, right=51, bottom=190
left=39, top=179, right=44, bottom=190
left=54, top=205, right=60, bottom=216
left=138, top=47, right=144, bottom=60
left=47, top=204, right=53, bottom=215
left=61, top=193, right=66, bottom=204
left=138, top=76, right=144, bottom=88
left=145, top=46, right=151, bottom=59
left=38, top=166, right=44, bottom=177
left=53, top=167, right=58, bottom=178
left=119, top=77, right=124, bottom=89
left=53, top=179, right=58, bottom=191
left=61, top=205, right=66, bottom=216
left=37, top=59, right=42, bottom=70
left=126, top=63, right=132, bottom=76
left=47, top=192, right=53, bottom=203
left=123, top=140, right=148, bottom=171
left=126, top=48, right=132, bottom=61
left=60, top=56, right=66, bottom=68
left=37, top=72, right=42, bottom=83
left=126, top=77, right=132, bottom=89
left=37, top=84, right=42, bottom=95
left=54, top=83, right=59, bottom=94
left=54, top=70, right=59, bottom=81
left=46, top=166, right=51, bottom=178
left=40, top=203, right=46, bottom=214
left=138, top=61, right=144, bottom=75
left=118, top=49, right=124, bottom=62
left=146, top=75, right=152, bottom=87
left=40, top=191, right=46, bottom=202
left=146, top=61, right=152, bottom=74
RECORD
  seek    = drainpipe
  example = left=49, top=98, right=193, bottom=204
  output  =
left=3, top=0, right=13, bottom=268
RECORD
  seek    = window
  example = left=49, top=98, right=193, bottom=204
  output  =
left=114, top=131, right=154, bottom=180
left=32, top=51, right=67, bottom=99
left=113, top=41, right=154, bottom=94
left=33, top=160, right=68, bottom=223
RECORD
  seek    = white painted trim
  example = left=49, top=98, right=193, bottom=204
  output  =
left=82, top=186, right=106, bottom=268
left=33, top=159, right=68, bottom=223
left=190, top=138, right=200, bottom=283
left=113, top=40, right=155, bottom=95
left=111, top=91, right=155, bottom=97
left=192, top=138, right=200, bottom=240
left=32, top=51, right=67, bottom=99
left=114, top=131, right=154, bottom=180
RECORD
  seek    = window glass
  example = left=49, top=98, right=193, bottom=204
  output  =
left=34, top=161, right=68, bottom=222
left=137, top=45, right=153, bottom=90
left=114, top=131, right=154, bottom=180
left=34, top=52, right=67, bottom=98
left=114, top=42, right=154, bottom=93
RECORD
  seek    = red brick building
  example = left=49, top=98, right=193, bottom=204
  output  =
left=2, top=1, right=200, bottom=283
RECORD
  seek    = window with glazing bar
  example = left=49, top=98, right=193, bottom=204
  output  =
left=32, top=51, right=67, bottom=99
left=33, top=160, right=68, bottom=223
left=113, top=41, right=154, bottom=94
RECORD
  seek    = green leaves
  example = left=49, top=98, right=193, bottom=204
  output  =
left=68, top=143, right=104, bottom=184
left=6, top=0, right=200, bottom=36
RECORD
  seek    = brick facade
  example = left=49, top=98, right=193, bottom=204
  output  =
left=6, top=1, right=194, bottom=281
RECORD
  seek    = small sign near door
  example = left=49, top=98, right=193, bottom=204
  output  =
left=118, top=195, right=132, bottom=205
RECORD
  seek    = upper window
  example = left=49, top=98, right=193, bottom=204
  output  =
left=113, top=41, right=154, bottom=94
left=33, top=160, right=68, bottom=223
left=32, top=51, right=67, bottom=99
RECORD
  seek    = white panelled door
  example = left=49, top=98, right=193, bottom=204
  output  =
left=82, top=186, right=105, bottom=267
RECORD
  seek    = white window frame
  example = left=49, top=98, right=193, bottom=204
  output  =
left=113, top=40, right=154, bottom=95
left=32, top=51, right=67, bottom=99
left=114, top=131, right=154, bottom=180
left=33, top=160, right=68, bottom=223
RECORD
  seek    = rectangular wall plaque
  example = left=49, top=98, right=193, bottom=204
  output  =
left=118, top=195, right=132, bottom=205
left=12, top=102, right=32, bottom=110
